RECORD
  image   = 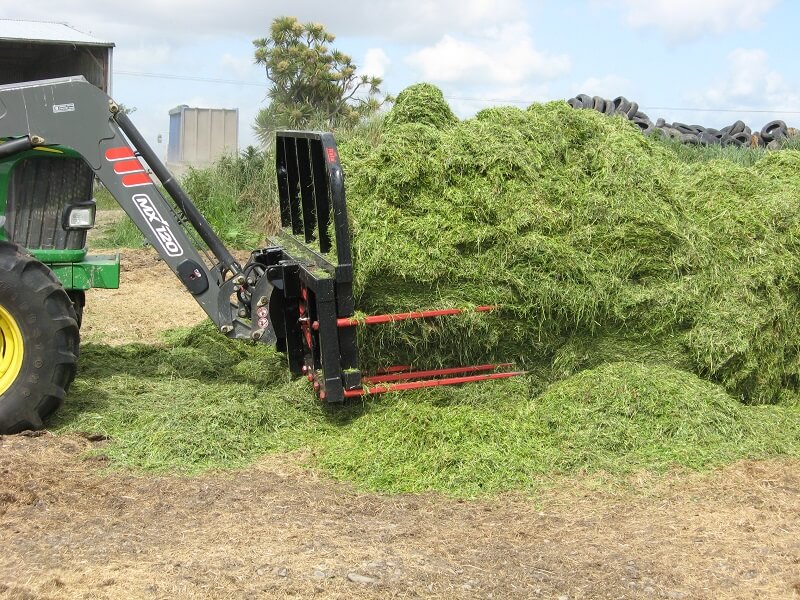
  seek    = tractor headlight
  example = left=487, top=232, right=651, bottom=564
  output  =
left=63, top=201, right=97, bottom=230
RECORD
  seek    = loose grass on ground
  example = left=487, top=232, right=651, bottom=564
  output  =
left=56, top=325, right=319, bottom=472
left=54, top=323, right=800, bottom=496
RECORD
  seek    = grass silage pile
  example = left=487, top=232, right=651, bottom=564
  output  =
left=339, top=83, right=800, bottom=406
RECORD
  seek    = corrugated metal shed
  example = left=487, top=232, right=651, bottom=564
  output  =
left=0, top=19, right=113, bottom=93
left=0, top=19, right=113, bottom=47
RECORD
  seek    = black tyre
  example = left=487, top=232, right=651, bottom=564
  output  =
left=761, top=119, right=788, bottom=143
left=721, top=133, right=743, bottom=147
left=680, top=133, right=701, bottom=145
left=625, top=101, right=639, bottom=120
left=567, top=97, right=582, bottom=109
left=576, top=93, right=593, bottom=109
left=0, top=242, right=80, bottom=434
left=699, top=131, right=719, bottom=145
left=632, top=117, right=654, bottom=134
left=612, top=96, right=629, bottom=113
left=729, top=120, right=746, bottom=135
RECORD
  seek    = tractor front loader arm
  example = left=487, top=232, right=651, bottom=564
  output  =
left=0, top=76, right=255, bottom=339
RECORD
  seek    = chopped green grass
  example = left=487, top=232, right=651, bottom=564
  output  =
left=53, top=323, right=800, bottom=496
left=54, top=324, right=325, bottom=473
left=314, top=362, right=800, bottom=495
left=384, top=83, right=458, bottom=130
left=530, top=362, right=751, bottom=472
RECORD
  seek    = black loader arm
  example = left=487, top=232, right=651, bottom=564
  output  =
left=0, top=76, right=254, bottom=339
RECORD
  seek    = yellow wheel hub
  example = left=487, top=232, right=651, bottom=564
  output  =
left=0, top=304, right=23, bottom=395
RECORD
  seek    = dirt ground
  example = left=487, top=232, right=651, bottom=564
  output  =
left=81, top=211, right=236, bottom=344
left=2, top=238, right=800, bottom=599
left=79, top=247, right=207, bottom=345
left=2, top=435, right=799, bottom=600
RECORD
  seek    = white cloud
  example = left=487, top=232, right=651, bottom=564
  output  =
left=2, top=0, right=527, bottom=43
left=399, top=0, right=526, bottom=37
left=606, top=0, right=778, bottom=42
left=573, top=75, right=632, bottom=99
left=220, top=53, right=258, bottom=80
left=114, top=45, right=172, bottom=70
left=406, top=24, right=570, bottom=85
left=361, top=48, right=390, bottom=79
left=692, top=48, right=800, bottom=111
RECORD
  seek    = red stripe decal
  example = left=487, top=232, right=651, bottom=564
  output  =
left=121, top=172, right=152, bottom=187
left=105, top=147, right=135, bottom=161
left=113, top=159, right=144, bottom=174
left=325, top=147, right=338, bottom=164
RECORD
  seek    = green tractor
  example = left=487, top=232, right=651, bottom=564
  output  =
left=0, top=145, right=119, bottom=432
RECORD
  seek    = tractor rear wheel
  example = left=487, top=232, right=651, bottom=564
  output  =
left=0, top=242, right=80, bottom=434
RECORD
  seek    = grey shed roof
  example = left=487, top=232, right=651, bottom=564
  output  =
left=0, top=19, right=114, bottom=47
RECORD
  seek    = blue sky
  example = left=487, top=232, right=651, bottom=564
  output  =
left=4, top=1, right=799, bottom=154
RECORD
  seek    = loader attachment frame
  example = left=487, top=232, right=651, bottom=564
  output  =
left=253, top=131, right=360, bottom=402
left=262, top=132, right=524, bottom=402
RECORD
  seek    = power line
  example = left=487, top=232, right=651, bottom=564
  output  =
left=115, top=70, right=265, bottom=87
left=443, top=96, right=530, bottom=105
left=114, top=72, right=800, bottom=115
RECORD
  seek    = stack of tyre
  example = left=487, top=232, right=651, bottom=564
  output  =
left=567, top=93, right=794, bottom=148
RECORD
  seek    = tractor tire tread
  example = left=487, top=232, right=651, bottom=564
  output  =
left=0, top=241, right=79, bottom=435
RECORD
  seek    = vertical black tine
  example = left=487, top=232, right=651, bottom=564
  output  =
left=318, top=135, right=353, bottom=271
left=310, top=139, right=332, bottom=253
left=275, top=137, right=292, bottom=228
left=315, top=278, right=345, bottom=401
left=296, top=138, right=317, bottom=244
left=286, top=138, right=303, bottom=235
